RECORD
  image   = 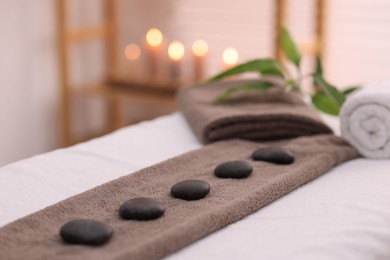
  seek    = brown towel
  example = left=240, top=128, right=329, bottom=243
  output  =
left=177, top=80, right=333, bottom=144
left=0, top=135, right=358, bottom=260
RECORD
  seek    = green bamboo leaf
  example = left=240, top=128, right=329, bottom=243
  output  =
left=214, top=81, right=275, bottom=103
left=313, top=74, right=345, bottom=105
left=280, top=27, right=301, bottom=67
left=311, top=93, right=340, bottom=116
left=313, top=56, right=323, bottom=91
left=342, top=85, right=361, bottom=95
left=314, top=56, right=323, bottom=75
left=207, top=59, right=285, bottom=82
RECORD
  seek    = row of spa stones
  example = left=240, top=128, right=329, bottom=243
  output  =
left=60, top=147, right=294, bottom=246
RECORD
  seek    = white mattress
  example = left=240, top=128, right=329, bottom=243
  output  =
left=1, top=113, right=390, bottom=260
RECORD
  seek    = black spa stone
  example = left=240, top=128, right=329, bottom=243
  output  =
left=252, top=147, right=295, bottom=165
left=214, top=160, right=252, bottom=179
left=59, top=219, right=112, bottom=246
left=171, top=180, right=210, bottom=201
left=119, top=197, right=165, bottom=220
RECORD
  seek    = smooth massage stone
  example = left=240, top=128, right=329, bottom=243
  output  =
left=60, top=219, right=112, bottom=246
left=171, top=180, right=210, bottom=201
left=214, top=160, right=252, bottom=179
left=252, top=147, right=295, bottom=165
left=119, top=197, right=165, bottom=220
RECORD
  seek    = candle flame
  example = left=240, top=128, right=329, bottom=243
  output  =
left=168, top=41, right=185, bottom=61
left=124, top=43, right=141, bottom=60
left=222, top=48, right=239, bottom=65
left=192, top=40, right=208, bottom=57
left=146, top=28, right=163, bottom=47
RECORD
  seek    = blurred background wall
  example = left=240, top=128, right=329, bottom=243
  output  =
left=1, top=0, right=390, bottom=166
left=0, top=0, right=59, bottom=166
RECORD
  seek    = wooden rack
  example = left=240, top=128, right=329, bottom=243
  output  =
left=56, top=0, right=326, bottom=147
left=275, top=0, right=326, bottom=59
left=56, top=0, right=177, bottom=147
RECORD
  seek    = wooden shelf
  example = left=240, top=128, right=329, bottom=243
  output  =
left=68, top=81, right=178, bottom=145
left=71, top=83, right=177, bottom=108
left=66, top=25, right=107, bottom=42
left=107, top=77, right=180, bottom=93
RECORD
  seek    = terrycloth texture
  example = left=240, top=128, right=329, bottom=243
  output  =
left=341, top=80, right=390, bottom=159
left=177, top=80, right=333, bottom=144
left=0, top=135, right=358, bottom=260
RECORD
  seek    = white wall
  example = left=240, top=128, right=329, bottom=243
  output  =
left=120, top=0, right=390, bottom=86
left=0, top=0, right=107, bottom=167
left=326, top=0, right=390, bottom=86
left=0, top=0, right=59, bottom=166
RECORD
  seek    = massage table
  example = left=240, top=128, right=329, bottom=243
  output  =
left=1, top=112, right=390, bottom=260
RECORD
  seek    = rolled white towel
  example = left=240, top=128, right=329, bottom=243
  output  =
left=340, top=80, right=390, bottom=159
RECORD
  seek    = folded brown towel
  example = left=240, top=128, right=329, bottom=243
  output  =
left=0, top=135, right=358, bottom=260
left=177, top=80, right=333, bottom=144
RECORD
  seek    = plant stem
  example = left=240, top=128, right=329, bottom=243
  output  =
left=280, top=63, right=293, bottom=82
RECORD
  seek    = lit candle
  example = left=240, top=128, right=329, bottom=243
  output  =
left=168, top=40, right=185, bottom=83
left=124, top=43, right=141, bottom=80
left=125, top=43, right=141, bottom=60
left=145, top=28, right=163, bottom=79
left=222, top=47, right=239, bottom=70
left=192, top=40, right=208, bottom=82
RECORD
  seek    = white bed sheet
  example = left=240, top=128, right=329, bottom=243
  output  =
left=1, top=113, right=390, bottom=260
